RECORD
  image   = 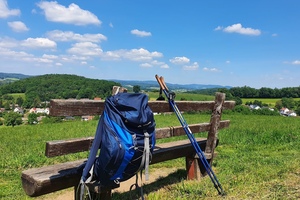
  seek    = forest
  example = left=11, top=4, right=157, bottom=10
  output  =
left=0, top=74, right=120, bottom=108
left=220, top=85, right=300, bottom=98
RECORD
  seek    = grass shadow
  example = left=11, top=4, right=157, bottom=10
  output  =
left=112, top=169, right=186, bottom=199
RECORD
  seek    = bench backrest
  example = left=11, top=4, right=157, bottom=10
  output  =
left=46, top=92, right=235, bottom=157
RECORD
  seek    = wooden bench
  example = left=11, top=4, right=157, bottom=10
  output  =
left=21, top=92, right=235, bottom=199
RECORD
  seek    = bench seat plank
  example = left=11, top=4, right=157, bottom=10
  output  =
left=46, top=121, right=229, bottom=157
left=22, top=138, right=211, bottom=197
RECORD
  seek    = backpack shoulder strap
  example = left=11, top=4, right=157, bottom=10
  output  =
left=81, top=115, right=103, bottom=182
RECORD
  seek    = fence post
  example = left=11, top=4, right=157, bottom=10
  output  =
left=205, top=92, right=225, bottom=164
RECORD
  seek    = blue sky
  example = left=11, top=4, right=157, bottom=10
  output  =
left=0, top=0, right=300, bottom=89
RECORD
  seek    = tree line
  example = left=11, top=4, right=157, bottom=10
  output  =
left=219, top=86, right=300, bottom=98
left=0, top=74, right=121, bottom=108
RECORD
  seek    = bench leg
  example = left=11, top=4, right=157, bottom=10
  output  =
left=186, top=155, right=209, bottom=180
left=186, top=156, right=200, bottom=180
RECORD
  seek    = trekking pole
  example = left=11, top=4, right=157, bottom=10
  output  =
left=155, top=75, right=225, bottom=195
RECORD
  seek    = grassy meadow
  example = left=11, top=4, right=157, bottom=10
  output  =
left=242, top=98, right=300, bottom=107
left=147, top=91, right=215, bottom=101
left=0, top=112, right=299, bottom=199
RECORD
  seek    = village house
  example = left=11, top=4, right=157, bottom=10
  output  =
left=29, top=108, right=50, bottom=115
left=81, top=115, right=94, bottom=121
left=14, top=107, right=24, bottom=115
left=249, top=104, right=261, bottom=110
left=280, top=107, right=297, bottom=117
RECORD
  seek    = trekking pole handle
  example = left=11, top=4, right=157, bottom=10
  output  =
left=159, top=76, right=169, bottom=91
left=155, top=74, right=166, bottom=90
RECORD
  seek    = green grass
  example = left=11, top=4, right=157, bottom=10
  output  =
left=147, top=91, right=215, bottom=101
left=242, top=97, right=300, bottom=107
left=9, top=93, right=26, bottom=100
left=1, top=114, right=300, bottom=199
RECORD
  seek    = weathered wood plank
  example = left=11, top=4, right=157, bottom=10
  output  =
left=49, top=99, right=235, bottom=116
left=45, top=137, right=94, bottom=157
left=22, top=138, right=210, bottom=197
left=45, top=121, right=230, bottom=157
left=205, top=92, right=225, bottom=163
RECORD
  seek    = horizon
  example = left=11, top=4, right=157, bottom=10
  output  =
left=2, top=71, right=300, bottom=90
left=0, top=1, right=300, bottom=89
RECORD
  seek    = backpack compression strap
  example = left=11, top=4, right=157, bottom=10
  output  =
left=135, top=130, right=151, bottom=181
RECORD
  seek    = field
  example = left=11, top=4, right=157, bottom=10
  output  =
left=9, top=93, right=26, bottom=100
left=242, top=98, right=300, bottom=107
left=0, top=112, right=299, bottom=199
left=147, top=91, right=215, bottom=101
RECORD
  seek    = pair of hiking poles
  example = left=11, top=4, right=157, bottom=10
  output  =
left=155, top=75, right=225, bottom=196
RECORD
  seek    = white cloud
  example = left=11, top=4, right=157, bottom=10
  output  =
left=7, top=21, right=29, bottom=32
left=183, top=62, right=199, bottom=70
left=292, top=60, right=300, bottom=65
left=140, top=60, right=166, bottom=68
left=0, top=37, right=18, bottom=48
left=46, top=30, right=107, bottom=43
left=37, top=1, right=101, bottom=26
left=124, top=48, right=162, bottom=61
left=0, top=0, right=20, bottom=18
left=109, top=22, right=113, bottom=28
left=0, top=47, right=33, bottom=60
left=226, top=60, right=230, bottom=64
left=150, top=60, right=165, bottom=66
left=21, top=38, right=57, bottom=49
left=272, top=33, right=278, bottom=37
left=37, top=58, right=53, bottom=63
left=214, top=26, right=223, bottom=31
left=42, top=54, right=58, bottom=59
left=203, top=67, right=221, bottom=72
left=169, top=56, right=190, bottom=65
left=67, top=42, right=103, bottom=56
left=160, top=64, right=169, bottom=69
left=104, top=48, right=162, bottom=62
left=131, top=29, right=152, bottom=37
left=140, top=63, right=152, bottom=68
left=216, top=23, right=261, bottom=36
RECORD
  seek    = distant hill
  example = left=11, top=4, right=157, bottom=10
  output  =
left=0, top=72, right=31, bottom=79
left=112, top=79, right=231, bottom=91
left=0, top=74, right=120, bottom=107
left=0, top=72, right=231, bottom=91
left=0, top=72, right=32, bottom=85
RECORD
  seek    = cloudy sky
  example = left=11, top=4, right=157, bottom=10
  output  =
left=0, top=0, right=300, bottom=88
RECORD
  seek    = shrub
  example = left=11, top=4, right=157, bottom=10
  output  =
left=27, top=113, right=38, bottom=125
left=41, top=116, right=63, bottom=124
left=232, top=105, right=251, bottom=115
left=4, top=112, right=22, bottom=127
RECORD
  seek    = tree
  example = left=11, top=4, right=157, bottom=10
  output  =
left=233, top=97, right=243, bottom=105
left=32, top=96, right=41, bottom=108
left=133, top=85, right=141, bottom=93
left=16, top=97, right=24, bottom=107
left=28, top=113, right=38, bottom=125
left=275, top=100, right=283, bottom=110
left=282, top=97, right=295, bottom=109
left=4, top=101, right=10, bottom=110
left=4, top=112, right=22, bottom=127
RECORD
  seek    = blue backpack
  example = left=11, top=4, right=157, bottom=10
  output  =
left=78, top=93, right=156, bottom=194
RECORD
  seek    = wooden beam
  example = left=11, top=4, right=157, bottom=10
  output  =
left=22, top=138, right=210, bottom=197
left=205, top=92, right=225, bottom=163
left=49, top=99, right=235, bottom=117
left=45, top=121, right=230, bottom=157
